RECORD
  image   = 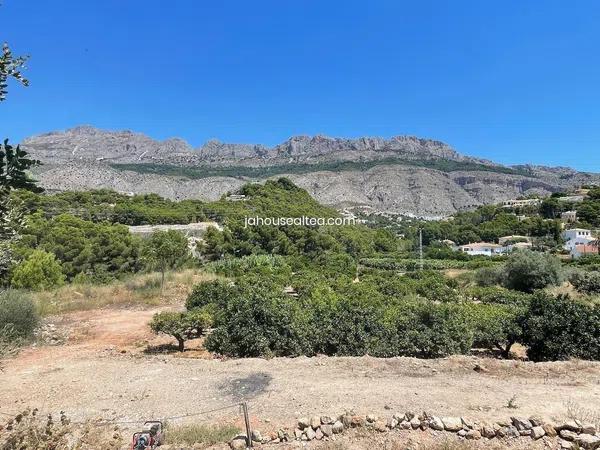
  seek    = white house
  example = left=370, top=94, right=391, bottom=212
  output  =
left=458, top=242, right=503, bottom=256
left=562, top=228, right=595, bottom=251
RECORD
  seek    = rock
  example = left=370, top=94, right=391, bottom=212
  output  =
left=410, top=417, right=421, bottom=429
left=496, top=419, right=511, bottom=427
left=341, top=414, right=353, bottom=428
left=351, top=415, right=365, bottom=428
left=387, top=417, right=398, bottom=429
left=442, top=417, right=463, bottom=432
left=393, top=413, right=406, bottom=422
left=230, top=437, right=247, bottom=450
left=473, top=363, right=488, bottom=373
left=529, top=416, right=544, bottom=427
left=332, top=421, right=344, bottom=434
left=374, top=420, right=387, bottom=432
left=531, top=426, right=546, bottom=440
left=519, top=429, right=532, bottom=437
left=560, top=440, right=574, bottom=449
left=405, top=411, right=415, bottom=421
left=321, top=415, right=334, bottom=425
left=543, top=423, right=557, bottom=437
left=366, top=414, right=378, bottom=423
left=278, top=429, right=288, bottom=442
left=481, top=425, right=496, bottom=439
left=465, top=430, right=481, bottom=440
left=305, top=427, right=316, bottom=440
left=461, top=417, right=475, bottom=430
left=581, top=423, right=597, bottom=435
left=310, top=416, right=321, bottom=429
left=193, top=444, right=204, bottom=450
left=458, top=429, right=467, bottom=437
left=575, top=434, right=600, bottom=449
left=251, top=430, right=262, bottom=442
left=315, top=428, right=324, bottom=440
left=430, top=417, right=444, bottom=431
left=298, top=417, right=310, bottom=430
left=400, top=421, right=411, bottom=429
left=321, top=424, right=333, bottom=437
left=497, top=426, right=519, bottom=438
left=294, top=428, right=303, bottom=439
left=511, top=416, right=533, bottom=430
left=560, top=430, right=578, bottom=441
left=558, top=420, right=582, bottom=433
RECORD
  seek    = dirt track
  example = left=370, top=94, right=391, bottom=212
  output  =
left=1, top=306, right=599, bottom=436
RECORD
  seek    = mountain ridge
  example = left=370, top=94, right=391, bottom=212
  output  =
left=21, top=125, right=600, bottom=218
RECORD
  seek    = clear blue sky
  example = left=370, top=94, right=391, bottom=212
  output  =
left=1, top=0, right=599, bottom=171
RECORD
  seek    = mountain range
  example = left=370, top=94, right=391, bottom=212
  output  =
left=22, top=125, right=600, bottom=218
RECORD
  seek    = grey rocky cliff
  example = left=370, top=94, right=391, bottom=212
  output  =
left=24, top=126, right=600, bottom=217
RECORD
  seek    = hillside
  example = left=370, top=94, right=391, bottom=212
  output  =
left=23, top=126, right=600, bottom=217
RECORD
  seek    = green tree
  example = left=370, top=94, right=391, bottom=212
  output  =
left=142, top=230, right=189, bottom=289
left=150, top=309, right=212, bottom=351
left=502, top=250, right=562, bottom=293
left=0, top=43, right=29, bottom=102
left=11, top=250, right=65, bottom=290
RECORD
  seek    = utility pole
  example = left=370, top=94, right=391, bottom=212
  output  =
left=419, top=228, right=423, bottom=271
left=242, top=402, right=253, bottom=448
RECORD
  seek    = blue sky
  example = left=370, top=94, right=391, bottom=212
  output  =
left=1, top=0, right=599, bottom=171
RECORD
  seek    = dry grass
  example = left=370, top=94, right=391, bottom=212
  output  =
left=566, top=399, right=600, bottom=430
left=164, top=422, right=240, bottom=446
left=32, top=269, right=220, bottom=316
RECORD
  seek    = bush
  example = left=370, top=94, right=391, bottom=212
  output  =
left=466, top=303, right=524, bottom=357
left=0, top=289, right=39, bottom=341
left=11, top=250, right=65, bottom=290
left=502, top=250, right=562, bottom=292
left=474, top=265, right=505, bottom=287
left=523, top=293, right=600, bottom=361
left=569, top=270, right=600, bottom=295
left=150, top=309, right=212, bottom=351
left=185, top=279, right=239, bottom=314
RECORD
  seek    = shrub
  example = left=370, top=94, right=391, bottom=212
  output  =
left=502, top=250, right=562, bottom=292
left=11, top=250, right=65, bottom=290
left=466, top=303, right=524, bottom=357
left=150, top=309, right=212, bottom=351
left=204, top=281, right=310, bottom=357
left=185, top=279, right=239, bottom=315
left=523, top=293, right=600, bottom=361
left=570, top=270, right=600, bottom=295
left=0, top=289, right=39, bottom=341
left=474, top=265, right=505, bottom=287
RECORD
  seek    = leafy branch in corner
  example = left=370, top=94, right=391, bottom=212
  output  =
left=0, top=42, right=29, bottom=102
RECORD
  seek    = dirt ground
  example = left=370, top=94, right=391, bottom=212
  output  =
left=1, top=305, right=599, bottom=444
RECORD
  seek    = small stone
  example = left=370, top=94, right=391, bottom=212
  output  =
left=393, top=413, right=405, bottom=422
left=481, top=425, right=496, bottom=439
left=305, top=427, right=316, bottom=440
left=294, top=428, right=303, bottom=439
left=387, top=417, right=398, bottom=429
left=400, top=421, right=411, bottom=429
left=461, top=417, right=475, bottom=430
left=442, top=417, right=463, bottom=432
left=560, top=440, right=573, bottom=449
left=497, top=426, right=519, bottom=438
left=558, top=421, right=581, bottom=433
left=315, top=428, right=324, bottom=440
left=430, top=417, right=444, bottom=431
left=332, top=421, right=344, bottom=434
left=458, top=429, right=467, bottom=437
left=374, top=420, right=387, bottom=432
left=529, top=416, right=543, bottom=427
left=560, top=429, right=578, bottom=441
left=298, top=417, right=310, bottom=430
left=531, top=426, right=545, bottom=440
left=543, top=423, right=557, bottom=437
left=575, top=434, right=600, bottom=449
left=229, top=437, right=247, bottom=450
left=581, top=423, right=597, bottom=435
left=321, top=424, right=333, bottom=437
left=519, top=429, right=532, bottom=436
left=496, top=419, right=511, bottom=428
left=465, top=430, right=481, bottom=440
left=321, top=415, right=334, bottom=425
left=351, top=415, right=365, bottom=428
left=251, top=430, right=262, bottom=442
left=410, top=417, right=421, bottom=429
left=511, top=416, right=533, bottom=431
left=341, top=414, right=352, bottom=428
left=405, top=411, right=415, bottom=421
left=310, top=416, right=321, bottom=429
left=366, top=414, right=378, bottom=423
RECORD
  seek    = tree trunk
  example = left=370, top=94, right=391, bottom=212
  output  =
left=177, top=337, right=185, bottom=352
